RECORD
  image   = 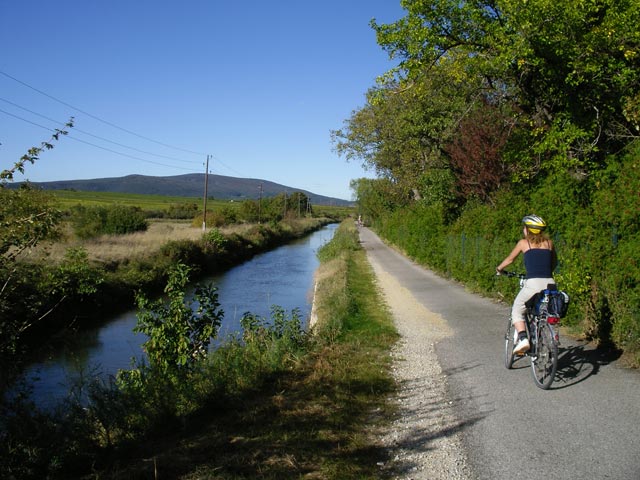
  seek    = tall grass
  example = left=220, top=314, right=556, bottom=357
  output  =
left=1, top=218, right=401, bottom=479
left=22, top=220, right=259, bottom=265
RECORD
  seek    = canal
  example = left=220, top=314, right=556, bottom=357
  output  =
left=22, top=223, right=338, bottom=409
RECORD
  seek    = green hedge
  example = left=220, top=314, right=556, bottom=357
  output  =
left=372, top=145, right=640, bottom=365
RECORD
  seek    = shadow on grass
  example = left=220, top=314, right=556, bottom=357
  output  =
left=93, top=357, right=396, bottom=479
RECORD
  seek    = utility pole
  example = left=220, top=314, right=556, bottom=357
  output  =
left=258, top=183, right=263, bottom=224
left=202, top=155, right=210, bottom=231
left=283, top=190, right=287, bottom=219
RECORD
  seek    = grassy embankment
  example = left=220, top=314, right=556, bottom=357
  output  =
left=15, top=189, right=352, bottom=341
left=83, top=219, right=399, bottom=479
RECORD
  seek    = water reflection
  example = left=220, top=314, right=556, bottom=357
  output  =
left=22, top=224, right=337, bottom=409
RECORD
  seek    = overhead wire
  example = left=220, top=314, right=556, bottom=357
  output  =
left=67, top=136, right=198, bottom=171
left=0, top=96, right=201, bottom=166
left=0, top=69, right=206, bottom=156
left=0, top=107, right=198, bottom=172
left=0, top=70, right=254, bottom=178
left=0, top=107, right=56, bottom=132
left=209, top=154, right=247, bottom=178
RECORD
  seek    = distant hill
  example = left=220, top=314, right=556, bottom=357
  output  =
left=16, top=174, right=353, bottom=206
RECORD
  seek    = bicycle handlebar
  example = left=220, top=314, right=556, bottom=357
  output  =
left=496, top=270, right=526, bottom=279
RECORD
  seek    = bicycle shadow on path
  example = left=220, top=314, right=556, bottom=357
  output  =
left=551, top=339, right=622, bottom=389
left=506, top=338, right=621, bottom=390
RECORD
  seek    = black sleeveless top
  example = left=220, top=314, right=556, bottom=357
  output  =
left=524, top=246, right=553, bottom=278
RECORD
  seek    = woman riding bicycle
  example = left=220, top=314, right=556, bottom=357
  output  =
left=496, top=215, right=557, bottom=355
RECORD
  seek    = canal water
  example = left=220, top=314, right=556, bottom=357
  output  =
left=22, top=224, right=338, bottom=409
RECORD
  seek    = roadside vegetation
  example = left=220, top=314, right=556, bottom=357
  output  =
left=333, top=0, right=640, bottom=366
left=2, top=129, right=395, bottom=478
left=0, top=140, right=353, bottom=358
left=1, top=219, right=400, bottom=479
left=1, top=158, right=351, bottom=370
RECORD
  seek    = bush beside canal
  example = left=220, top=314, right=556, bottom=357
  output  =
left=1, top=218, right=401, bottom=479
left=8, top=218, right=331, bottom=355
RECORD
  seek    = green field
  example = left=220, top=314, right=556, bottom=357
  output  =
left=50, top=189, right=235, bottom=212
left=49, top=189, right=355, bottom=217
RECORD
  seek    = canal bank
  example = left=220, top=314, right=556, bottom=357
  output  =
left=18, top=218, right=335, bottom=348
left=22, top=223, right=339, bottom=409
left=2, top=218, right=404, bottom=479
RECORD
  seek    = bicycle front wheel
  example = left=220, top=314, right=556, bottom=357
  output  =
left=530, top=322, right=558, bottom=389
left=504, top=319, right=516, bottom=369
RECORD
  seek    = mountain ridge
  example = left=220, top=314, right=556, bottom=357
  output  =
left=17, top=173, right=353, bottom=206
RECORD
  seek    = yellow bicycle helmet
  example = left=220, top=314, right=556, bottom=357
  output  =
left=522, top=214, right=547, bottom=234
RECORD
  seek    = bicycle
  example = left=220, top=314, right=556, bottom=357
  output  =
left=498, top=271, right=562, bottom=390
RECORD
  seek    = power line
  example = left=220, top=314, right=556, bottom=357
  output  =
left=0, top=108, right=198, bottom=172
left=1, top=107, right=235, bottom=176
left=67, top=136, right=199, bottom=172
left=0, top=96, right=201, bottom=166
left=0, top=73, right=250, bottom=178
left=0, top=69, right=206, bottom=156
left=209, top=154, right=247, bottom=177
left=0, top=107, right=58, bottom=132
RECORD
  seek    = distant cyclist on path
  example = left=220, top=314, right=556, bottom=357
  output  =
left=496, top=215, right=557, bottom=355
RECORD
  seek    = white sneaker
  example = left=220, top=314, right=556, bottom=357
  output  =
left=513, top=338, right=530, bottom=355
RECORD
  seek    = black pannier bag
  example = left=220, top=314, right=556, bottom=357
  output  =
left=547, top=290, right=570, bottom=318
left=526, top=288, right=570, bottom=318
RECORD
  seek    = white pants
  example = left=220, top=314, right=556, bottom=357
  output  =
left=511, top=277, right=555, bottom=325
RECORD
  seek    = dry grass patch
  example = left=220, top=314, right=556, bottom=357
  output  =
left=21, top=221, right=265, bottom=266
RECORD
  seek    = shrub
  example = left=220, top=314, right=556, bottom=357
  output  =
left=159, top=239, right=204, bottom=268
left=167, top=202, right=198, bottom=220
left=115, top=263, right=224, bottom=423
left=104, top=205, right=147, bottom=235
left=69, top=205, right=107, bottom=239
left=193, top=206, right=239, bottom=228
left=202, top=228, right=227, bottom=253
left=70, top=205, right=147, bottom=238
left=369, top=143, right=640, bottom=362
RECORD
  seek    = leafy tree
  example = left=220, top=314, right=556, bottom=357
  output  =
left=0, top=121, right=74, bottom=366
left=0, top=120, right=73, bottom=261
left=287, top=191, right=311, bottom=217
left=372, top=0, right=640, bottom=176
left=333, top=77, right=464, bottom=202
left=335, top=1, right=640, bottom=358
left=131, top=262, right=223, bottom=375
left=239, top=198, right=260, bottom=222
left=444, top=101, right=515, bottom=203
left=349, top=177, right=405, bottom=223
left=263, top=193, right=288, bottom=222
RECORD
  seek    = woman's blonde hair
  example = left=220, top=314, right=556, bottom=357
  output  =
left=525, top=228, right=549, bottom=246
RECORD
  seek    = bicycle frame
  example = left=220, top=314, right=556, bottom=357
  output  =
left=499, top=270, right=559, bottom=389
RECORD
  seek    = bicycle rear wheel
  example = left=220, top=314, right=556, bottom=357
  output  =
left=504, top=319, right=516, bottom=369
left=530, top=322, right=558, bottom=389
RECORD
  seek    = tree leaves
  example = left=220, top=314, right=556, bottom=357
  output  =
left=337, top=0, right=639, bottom=212
left=133, top=262, right=224, bottom=374
left=1, top=119, right=73, bottom=183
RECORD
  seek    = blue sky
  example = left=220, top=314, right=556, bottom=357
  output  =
left=0, top=1, right=404, bottom=200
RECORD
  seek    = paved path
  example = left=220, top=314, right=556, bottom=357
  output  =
left=360, top=227, right=640, bottom=480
